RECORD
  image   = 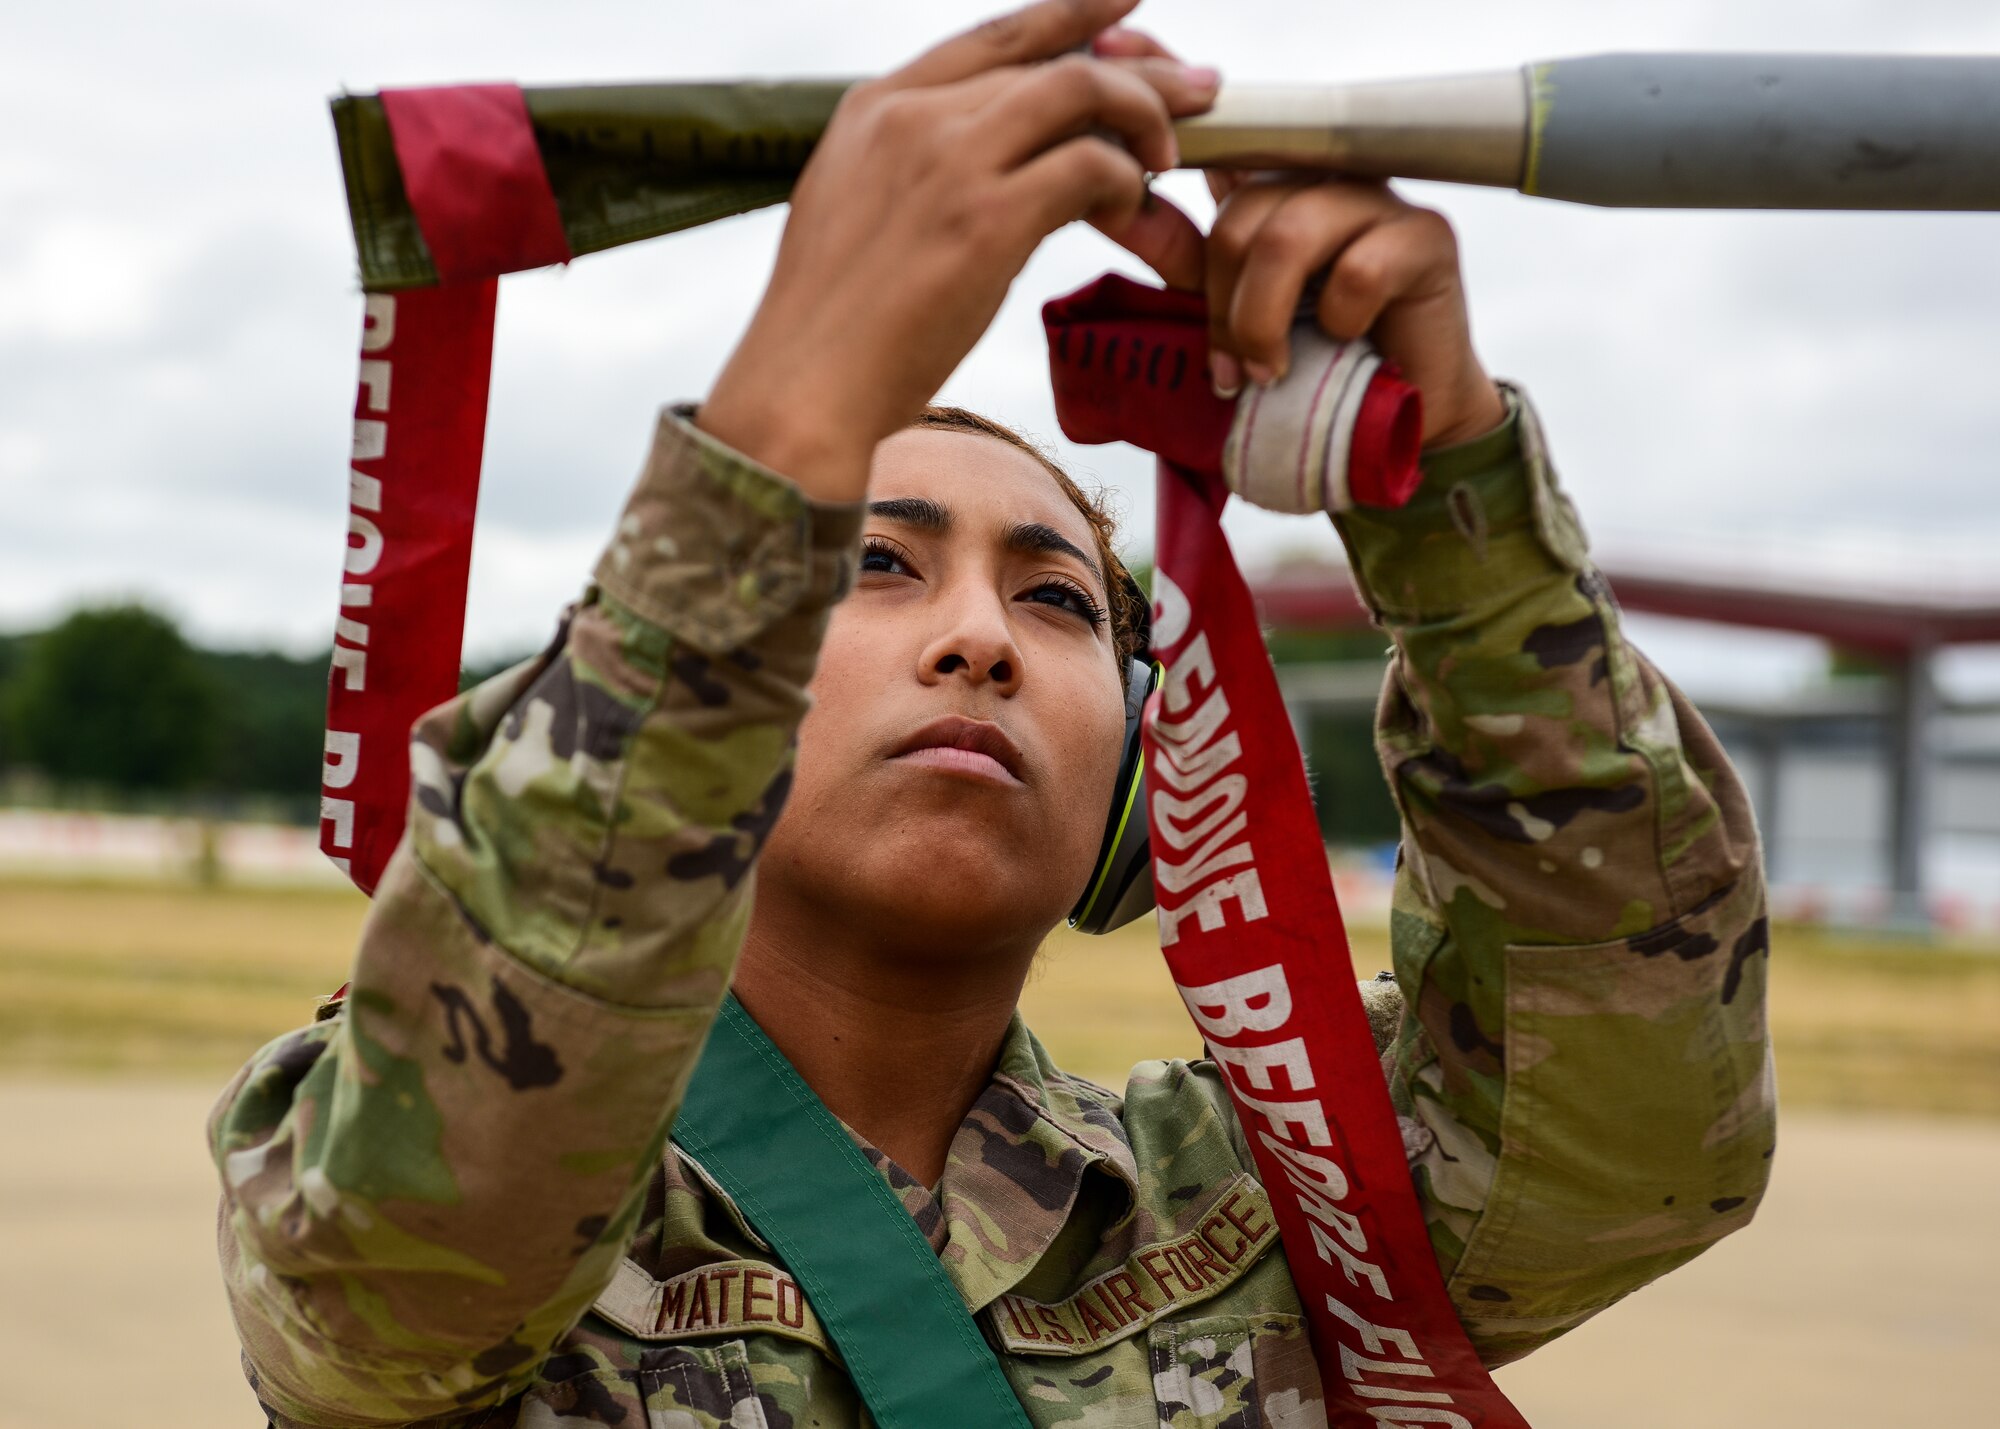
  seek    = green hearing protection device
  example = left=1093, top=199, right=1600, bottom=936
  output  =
left=1068, top=571, right=1158, bottom=936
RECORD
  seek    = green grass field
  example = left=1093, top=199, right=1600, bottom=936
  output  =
left=4, top=875, right=1998, bottom=1115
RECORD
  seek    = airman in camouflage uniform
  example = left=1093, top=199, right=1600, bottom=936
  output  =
left=211, top=380, right=1774, bottom=1426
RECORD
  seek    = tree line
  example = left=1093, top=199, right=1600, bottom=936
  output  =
left=0, top=605, right=523, bottom=823
left=0, top=599, right=1397, bottom=843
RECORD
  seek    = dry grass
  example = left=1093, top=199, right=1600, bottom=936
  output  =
left=0, top=879, right=369, bottom=1076
left=1755, top=929, right=2000, bottom=1118
left=4, top=876, right=1998, bottom=1115
left=1021, top=922, right=1392, bottom=1088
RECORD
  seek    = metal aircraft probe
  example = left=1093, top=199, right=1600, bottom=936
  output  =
left=334, top=54, right=2000, bottom=290
left=1176, top=53, right=2000, bottom=209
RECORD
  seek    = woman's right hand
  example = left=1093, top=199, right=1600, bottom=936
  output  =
left=697, top=0, right=1219, bottom=503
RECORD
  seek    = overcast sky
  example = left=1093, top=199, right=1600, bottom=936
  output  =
left=6, top=0, right=2000, bottom=696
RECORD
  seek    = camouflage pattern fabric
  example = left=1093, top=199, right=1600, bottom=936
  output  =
left=211, top=392, right=1774, bottom=1427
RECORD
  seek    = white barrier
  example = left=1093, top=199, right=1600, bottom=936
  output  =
left=0, top=809, right=349, bottom=887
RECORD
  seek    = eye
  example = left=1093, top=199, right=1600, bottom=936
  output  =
left=859, top=537, right=918, bottom=578
left=1022, top=576, right=1106, bottom=629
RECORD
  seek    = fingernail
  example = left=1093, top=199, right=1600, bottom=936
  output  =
left=1183, top=65, right=1221, bottom=89
left=1210, top=351, right=1242, bottom=399
left=1243, top=359, right=1276, bottom=387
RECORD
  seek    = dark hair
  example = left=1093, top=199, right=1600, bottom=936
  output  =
left=909, top=406, right=1142, bottom=680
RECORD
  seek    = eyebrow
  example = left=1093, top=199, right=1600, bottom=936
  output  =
left=1003, top=521, right=1102, bottom=587
left=867, top=497, right=1103, bottom=587
left=867, top=496, right=950, bottom=532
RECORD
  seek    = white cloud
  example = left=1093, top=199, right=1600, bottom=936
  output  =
left=0, top=220, right=182, bottom=342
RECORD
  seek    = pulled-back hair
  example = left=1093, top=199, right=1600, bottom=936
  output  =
left=910, top=406, right=1142, bottom=681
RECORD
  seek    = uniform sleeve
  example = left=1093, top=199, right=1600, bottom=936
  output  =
left=208, top=408, right=862, bottom=1427
left=1332, top=386, right=1776, bottom=1366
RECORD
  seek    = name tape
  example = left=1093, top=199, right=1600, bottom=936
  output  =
left=990, top=1173, right=1277, bottom=1355
left=592, top=1256, right=834, bottom=1357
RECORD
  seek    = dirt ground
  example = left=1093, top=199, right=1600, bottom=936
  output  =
left=1, top=1079, right=1991, bottom=1429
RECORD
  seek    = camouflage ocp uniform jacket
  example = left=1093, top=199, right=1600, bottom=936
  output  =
left=211, top=391, right=1775, bottom=1428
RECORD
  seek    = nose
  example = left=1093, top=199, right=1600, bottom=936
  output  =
left=917, top=585, right=1023, bottom=696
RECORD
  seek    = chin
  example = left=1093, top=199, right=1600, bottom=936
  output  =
left=907, top=820, right=1071, bottom=924
left=815, top=813, right=1085, bottom=959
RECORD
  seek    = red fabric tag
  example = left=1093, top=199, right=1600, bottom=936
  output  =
left=1044, top=278, right=1233, bottom=471
left=1045, top=275, right=1530, bottom=1428
left=1351, top=375, right=1426, bottom=511
left=326, top=83, right=568, bottom=891
left=1043, top=273, right=1423, bottom=510
left=379, top=84, right=573, bottom=284
left=321, top=281, right=497, bottom=893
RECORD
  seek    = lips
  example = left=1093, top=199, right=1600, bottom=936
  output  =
left=888, top=715, right=1026, bottom=786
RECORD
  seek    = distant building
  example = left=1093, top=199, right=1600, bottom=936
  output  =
left=1254, top=561, right=2000, bottom=932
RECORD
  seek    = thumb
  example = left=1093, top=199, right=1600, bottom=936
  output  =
left=1092, top=188, right=1205, bottom=291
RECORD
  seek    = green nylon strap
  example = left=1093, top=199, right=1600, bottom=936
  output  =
left=673, top=995, right=1032, bottom=1429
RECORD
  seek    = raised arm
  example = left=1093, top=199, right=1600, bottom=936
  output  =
left=1183, top=162, right=1775, bottom=1365
left=1339, top=390, right=1773, bottom=1365
left=214, top=7, right=1223, bottom=1420
left=209, top=413, right=860, bottom=1425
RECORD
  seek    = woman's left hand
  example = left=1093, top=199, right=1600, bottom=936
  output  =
left=1094, top=30, right=1509, bottom=450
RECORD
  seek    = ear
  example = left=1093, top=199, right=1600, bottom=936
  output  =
left=1069, top=655, right=1158, bottom=935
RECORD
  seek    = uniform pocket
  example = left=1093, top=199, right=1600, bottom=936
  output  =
left=1148, top=1316, right=1259, bottom=1428
left=638, top=1339, right=771, bottom=1428
left=1448, top=903, right=1774, bottom=1327
left=1244, top=1314, right=1322, bottom=1429
left=517, top=1344, right=774, bottom=1429
left=517, top=1361, right=644, bottom=1428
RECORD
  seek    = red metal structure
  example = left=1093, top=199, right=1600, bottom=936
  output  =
left=1248, top=560, right=2000, bottom=927
left=1250, top=561, right=2000, bottom=657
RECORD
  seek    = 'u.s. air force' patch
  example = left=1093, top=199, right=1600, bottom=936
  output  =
left=590, top=1256, right=834, bottom=1357
left=988, top=1172, right=1278, bottom=1355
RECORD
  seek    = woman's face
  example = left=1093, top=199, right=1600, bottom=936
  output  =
left=760, top=427, right=1128, bottom=958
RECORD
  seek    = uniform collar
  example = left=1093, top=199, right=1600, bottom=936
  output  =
left=930, top=1013, right=1140, bottom=1313
left=666, top=1014, right=1144, bottom=1316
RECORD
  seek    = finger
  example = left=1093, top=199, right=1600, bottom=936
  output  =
left=1107, top=54, right=1221, bottom=117
left=1226, top=183, right=1407, bottom=380
left=1315, top=208, right=1458, bottom=341
left=1092, top=187, right=1206, bottom=290
left=1091, top=26, right=1179, bottom=61
left=979, top=55, right=1181, bottom=173
left=1006, top=134, right=1151, bottom=242
left=1204, top=176, right=1311, bottom=361
left=888, top=0, right=1140, bottom=91
left=1207, top=163, right=1330, bottom=207
left=1097, top=27, right=1238, bottom=199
